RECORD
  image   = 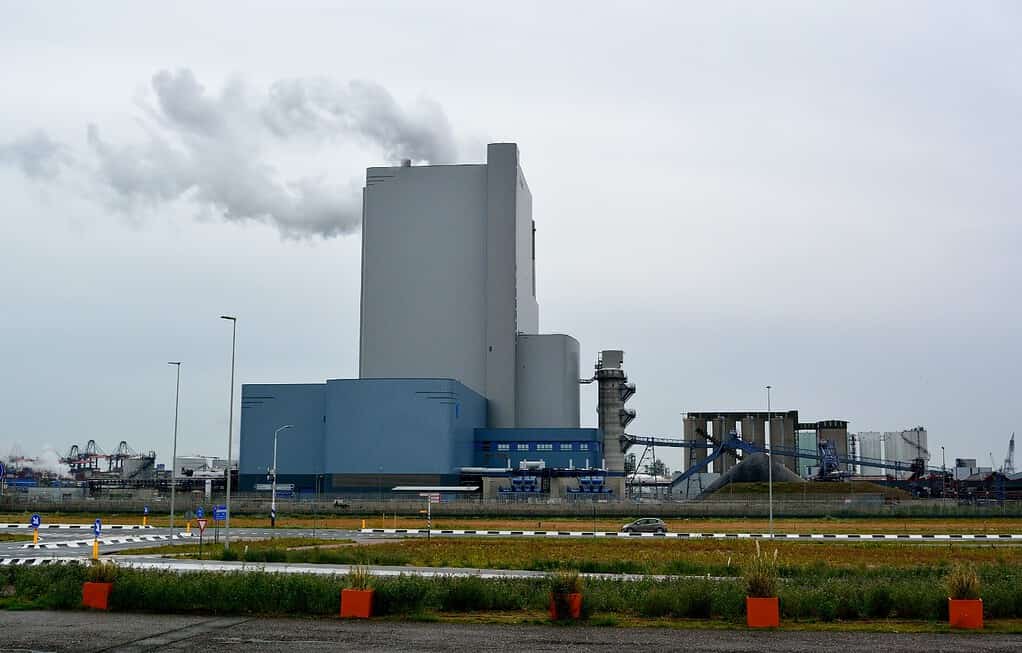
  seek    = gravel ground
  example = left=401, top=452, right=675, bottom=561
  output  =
left=0, top=611, right=1020, bottom=652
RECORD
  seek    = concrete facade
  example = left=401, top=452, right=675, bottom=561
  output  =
left=515, top=334, right=580, bottom=428
left=360, top=144, right=538, bottom=428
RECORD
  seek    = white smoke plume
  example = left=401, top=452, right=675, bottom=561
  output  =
left=4, top=444, right=71, bottom=478
left=0, top=69, right=458, bottom=238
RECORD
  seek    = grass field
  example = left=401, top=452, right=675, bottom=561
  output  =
left=0, top=533, right=29, bottom=542
left=5, top=512, right=1020, bottom=534
left=120, top=535, right=1022, bottom=579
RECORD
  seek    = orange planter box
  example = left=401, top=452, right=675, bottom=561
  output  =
left=746, top=596, right=779, bottom=628
left=82, top=582, right=112, bottom=610
left=340, top=589, right=374, bottom=618
left=549, top=592, right=582, bottom=620
left=948, top=598, right=983, bottom=629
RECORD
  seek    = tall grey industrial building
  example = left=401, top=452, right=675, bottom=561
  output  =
left=360, top=144, right=576, bottom=429
left=239, top=144, right=621, bottom=498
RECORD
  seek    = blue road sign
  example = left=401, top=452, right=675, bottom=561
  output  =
left=30, top=514, right=41, bottom=529
left=0, top=461, right=5, bottom=479
left=143, top=505, right=149, bottom=515
left=213, top=505, right=227, bottom=521
left=93, top=518, right=102, bottom=538
left=195, top=507, right=205, bottom=519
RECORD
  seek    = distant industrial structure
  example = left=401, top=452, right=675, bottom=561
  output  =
left=853, top=428, right=929, bottom=479
left=61, top=440, right=157, bottom=481
left=240, top=144, right=625, bottom=499
left=233, top=143, right=1011, bottom=503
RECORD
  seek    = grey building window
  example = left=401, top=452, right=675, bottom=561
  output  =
left=559, top=443, right=573, bottom=451
left=578, top=443, right=589, bottom=451
left=516, top=443, right=529, bottom=451
left=536, top=443, right=553, bottom=451
left=497, top=443, right=510, bottom=452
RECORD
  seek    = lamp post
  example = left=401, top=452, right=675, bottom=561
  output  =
left=220, top=315, right=237, bottom=548
left=941, top=445, right=947, bottom=500
left=766, top=385, right=773, bottom=536
left=168, top=362, right=181, bottom=534
left=270, top=424, right=293, bottom=528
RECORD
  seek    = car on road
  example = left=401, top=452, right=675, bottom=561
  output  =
left=620, top=518, right=667, bottom=533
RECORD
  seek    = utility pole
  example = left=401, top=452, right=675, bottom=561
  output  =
left=766, top=385, right=773, bottom=537
left=271, top=425, right=293, bottom=528
left=220, top=315, right=237, bottom=548
left=168, top=362, right=182, bottom=534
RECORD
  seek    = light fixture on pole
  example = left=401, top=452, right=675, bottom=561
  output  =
left=220, top=315, right=237, bottom=548
left=270, top=424, right=293, bottom=528
left=766, top=384, right=773, bottom=537
left=168, top=362, right=182, bottom=534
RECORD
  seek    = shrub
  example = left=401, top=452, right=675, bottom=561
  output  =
left=374, top=575, right=434, bottom=614
left=946, top=562, right=980, bottom=600
left=346, top=566, right=373, bottom=591
left=548, top=570, right=583, bottom=595
left=221, top=547, right=239, bottom=561
left=86, top=562, right=119, bottom=583
left=743, top=541, right=778, bottom=598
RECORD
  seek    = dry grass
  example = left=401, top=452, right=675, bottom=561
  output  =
left=3, top=512, right=1020, bottom=534
left=390, top=537, right=1022, bottom=572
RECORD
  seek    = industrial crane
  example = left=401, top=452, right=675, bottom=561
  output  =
left=1003, top=433, right=1015, bottom=475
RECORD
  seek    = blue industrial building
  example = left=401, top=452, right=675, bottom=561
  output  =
left=239, top=380, right=605, bottom=495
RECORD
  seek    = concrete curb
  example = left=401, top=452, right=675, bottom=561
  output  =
left=20, top=533, right=193, bottom=550
left=1, top=524, right=154, bottom=530
left=360, top=528, right=1022, bottom=542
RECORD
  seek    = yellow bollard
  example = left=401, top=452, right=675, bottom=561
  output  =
left=361, top=519, right=366, bottom=529
left=91, top=538, right=99, bottom=561
left=32, top=530, right=38, bottom=546
left=185, top=521, right=191, bottom=535
left=143, top=516, right=148, bottom=527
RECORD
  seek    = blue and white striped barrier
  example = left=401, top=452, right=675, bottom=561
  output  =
left=360, top=528, right=1022, bottom=542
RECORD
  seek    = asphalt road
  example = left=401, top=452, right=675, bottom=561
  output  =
left=0, top=611, right=1018, bottom=652
left=0, top=527, right=382, bottom=559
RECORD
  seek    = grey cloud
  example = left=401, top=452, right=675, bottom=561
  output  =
left=3, top=69, right=456, bottom=238
left=0, top=130, right=72, bottom=179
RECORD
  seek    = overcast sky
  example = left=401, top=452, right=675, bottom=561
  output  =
left=1, top=2, right=1019, bottom=474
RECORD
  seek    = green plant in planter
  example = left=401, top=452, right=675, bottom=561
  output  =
left=946, top=562, right=980, bottom=600
left=548, top=570, right=583, bottom=595
left=347, top=566, right=374, bottom=590
left=85, top=562, right=119, bottom=584
left=743, top=541, right=778, bottom=598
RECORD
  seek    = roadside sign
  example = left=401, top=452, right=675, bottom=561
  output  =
left=196, top=518, right=208, bottom=534
left=93, top=518, right=102, bottom=538
left=30, top=514, right=41, bottom=529
left=195, top=507, right=205, bottom=519
left=0, top=462, right=5, bottom=479
left=143, top=505, right=149, bottom=515
left=213, top=505, right=227, bottom=521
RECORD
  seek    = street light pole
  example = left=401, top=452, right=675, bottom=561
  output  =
left=220, top=315, right=237, bottom=548
left=766, top=385, right=773, bottom=536
left=941, top=445, right=947, bottom=500
left=271, top=425, right=293, bottom=528
left=168, top=362, right=182, bottom=534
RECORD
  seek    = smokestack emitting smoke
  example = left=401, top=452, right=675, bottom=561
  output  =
left=0, top=69, right=457, bottom=238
